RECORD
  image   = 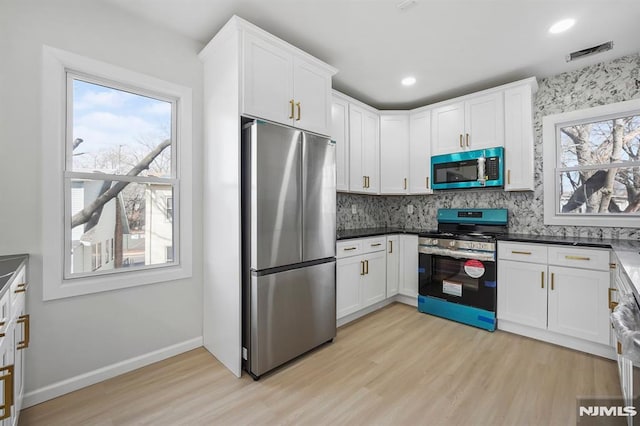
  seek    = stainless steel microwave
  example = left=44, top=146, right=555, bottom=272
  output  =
left=431, top=147, right=504, bottom=190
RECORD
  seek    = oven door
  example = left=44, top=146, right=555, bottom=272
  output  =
left=419, top=252, right=496, bottom=312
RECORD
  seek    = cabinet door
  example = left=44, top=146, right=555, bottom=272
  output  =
left=409, top=111, right=432, bottom=194
left=242, top=32, right=294, bottom=126
left=398, top=235, right=418, bottom=298
left=547, top=266, right=610, bottom=345
left=362, top=251, right=387, bottom=307
left=293, top=57, right=332, bottom=136
left=0, top=332, right=13, bottom=426
left=386, top=235, right=399, bottom=297
left=12, top=297, right=25, bottom=421
left=331, top=97, right=349, bottom=192
left=337, top=256, right=363, bottom=319
left=362, top=110, right=380, bottom=194
left=380, top=115, right=409, bottom=194
left=348, top=104, right=365, bottom=192
left=504, top=85, right=534, bottom=191
left=497, top=260, right=547, bottom=329
left=431, top=102, right=465, bottom=155
left=464, top=92, right=504, bottom=150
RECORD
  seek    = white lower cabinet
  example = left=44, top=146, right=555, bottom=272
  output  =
left=547, top=266, right=610, bottom=345
left=386, top=235, right=399, bottom=297
left=398, top=235, right=418, bottom=298
left=497, top=259, right=547, bottom=329
left=337, top=234, right=418, bottom=322
left=336, top=237, right=386, bottom=319
left=498, top=242, right=612, bottom=350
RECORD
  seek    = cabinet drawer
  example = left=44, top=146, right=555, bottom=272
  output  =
left=548, top=246, right=610, bottom=271
left=498, top=242, right=547, bottom=264
left=359, top=237, right=387, bottom=255
left=337, top=240, right=363, bottom=258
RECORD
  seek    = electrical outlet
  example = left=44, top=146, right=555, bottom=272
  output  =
left=407, top=204, right=414, bottom=214
left=352, top=204, right=358, bottom=214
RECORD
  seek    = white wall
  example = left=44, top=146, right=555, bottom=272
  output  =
left=0, top=0, right=204, bottom=403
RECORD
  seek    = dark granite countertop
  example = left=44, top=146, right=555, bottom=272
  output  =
left=0, top=255, right=28, bottom=297
left=336, top=227, right=428, bottom=241
left=497, top=233, right=615, bottom=249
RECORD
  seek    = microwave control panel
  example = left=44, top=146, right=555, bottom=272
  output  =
left=486, top=157, right=500, bottom=179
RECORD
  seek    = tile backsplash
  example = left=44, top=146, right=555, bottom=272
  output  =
left=338, top=52, right=640, bottom=240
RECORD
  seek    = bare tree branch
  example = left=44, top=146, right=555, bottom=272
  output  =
left=71, top=139, right=171, bottom=229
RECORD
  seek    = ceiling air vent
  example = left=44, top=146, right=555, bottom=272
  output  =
left=566, top=41, right=613, bottom=62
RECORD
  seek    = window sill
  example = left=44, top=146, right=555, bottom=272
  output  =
left=44, top=263, right=192, bottom=300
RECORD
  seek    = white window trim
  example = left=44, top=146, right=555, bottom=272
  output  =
left=543, top=97, right=640, bottom=227
left=42, top=45, right=193, bottom=300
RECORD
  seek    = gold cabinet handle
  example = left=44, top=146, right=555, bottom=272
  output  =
left=617, top=341, right=623, bottom=355
left=0, top=365, right=14, bottom=420
left=404, top=178, right=407, bottom=190
left=551, top=272, right=555, bottom=290
left=507, top=169, right=511, bottom=185
left=365, top=176, right=370, bottom=188
left=565, top=255, right=590, bottom=261
left=360, top=261, right=365, bottom=276
left=289, top=99, right=295, bottom=119
left=609, top=288, right=618, bottom=310
left=459, top=134, right=463, bottom=148
left=365, top=260, right=369, bottom=275
left=426, top=176, right=429, bottom=189
left=17, top=314, right=29, bottom=350
left=296, top=102, right=301, bottom=121
left=465, top=133, right=470, bottom=147
left=343, top=247, right=357, bottom=251
left=363, top=176, right=367, bottom=189
left=511, top=250, right=532, bottom=255
left=610, top=263, right=617, bottom=269
left=371, top=243, right=382, bottom=247
left=541, top=271, right=544, bottom=289
left=389, top=240, right=393, bottom=254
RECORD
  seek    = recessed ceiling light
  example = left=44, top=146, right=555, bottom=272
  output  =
left=401, top=76, right=416, bottom=86
left=549, top=18, right=575, bottom=34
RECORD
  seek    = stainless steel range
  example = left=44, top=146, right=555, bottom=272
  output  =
left=418, top=208, right=507, bottom=331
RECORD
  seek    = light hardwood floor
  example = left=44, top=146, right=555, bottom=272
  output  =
left=21, top=303, right=622, bottom=425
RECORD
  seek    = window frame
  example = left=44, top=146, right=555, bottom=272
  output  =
left=42, top=46, right=193, bottom=300
left=543, top=97, right=640, bottom=227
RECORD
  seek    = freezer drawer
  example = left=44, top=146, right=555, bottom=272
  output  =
left=249, top=260, right=336, bottom=377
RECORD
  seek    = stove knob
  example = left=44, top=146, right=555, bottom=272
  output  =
left=432, top=239, right=438, bottom=246
left=449, top=241, right=456, bottom=248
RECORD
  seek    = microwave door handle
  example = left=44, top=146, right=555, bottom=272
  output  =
left=477, top=156, right=486, bottom=186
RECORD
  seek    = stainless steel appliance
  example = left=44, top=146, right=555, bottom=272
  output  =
left=431, top=147, right=504, bottom=190
left=241, top=119, right=336, bottom=380
left=418, top=208, right=507, bottom=331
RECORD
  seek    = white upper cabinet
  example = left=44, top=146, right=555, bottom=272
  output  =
left=349, top=103, right=380, bottom=194
left=409, top=110, right=432, bottom=194
left=292, top=57, right=333, bottom=136
left=504, top=83, right=535, bottom=191
left=331, top=94, right=350, bottom=192
left=431, top=102, right=465, bottom=155
left=380, top=114, right=409, bottom=194
left=241, top=26, right=336, bottom=136
left=431, top=92, right=504, bottom=155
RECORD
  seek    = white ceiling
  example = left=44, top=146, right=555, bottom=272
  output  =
left=103, top=0, right=640, bottom=109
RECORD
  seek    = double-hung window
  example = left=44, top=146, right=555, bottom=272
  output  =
left=543, top=98, right=640, bottom=227
left=42, top=46, right=192, bottom=300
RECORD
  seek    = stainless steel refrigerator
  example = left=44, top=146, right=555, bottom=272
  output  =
left=241, top=119, right=336, bottom=379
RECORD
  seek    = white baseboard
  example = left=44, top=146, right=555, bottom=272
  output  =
left=498, top=320, right=616, bottom=361
left=23, top=337, right=203, bottom=409
left=337, top=294, right=419, bottom=327
left=394, top=293, right=418, bottom=307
